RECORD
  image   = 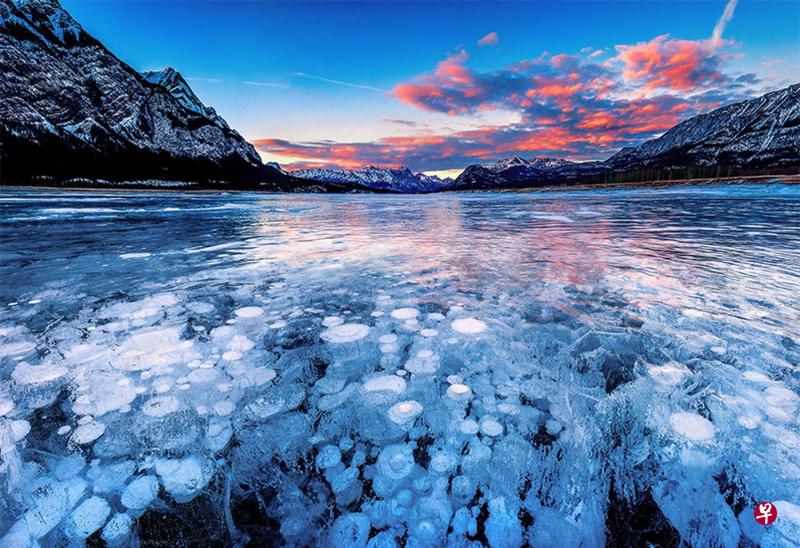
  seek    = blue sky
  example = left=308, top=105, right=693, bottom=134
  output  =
left=63, top=0, right=799, bottom=174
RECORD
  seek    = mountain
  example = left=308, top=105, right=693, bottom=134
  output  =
left=451, top=156, right=608, bottom=191
left=292, top=165, right=452, bottom=193
left=452, top=84, right=800, bottom=190
left=607, top=84, right=800, bottom=171
left=141, top=67, right=230, bottom=130
left=0, top=0, right=354, bottom=191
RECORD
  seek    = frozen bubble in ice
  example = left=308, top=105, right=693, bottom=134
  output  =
left=447, top=375, right=463, bottom=384
left=648, top=361, right=691, bottom=386
left=390, top=308, right=419, bottom=320
left=154, top=456, right=213, bottom=503
left=396, top=369, right=407, bottom=377
left=141, top=396, right=181, bottom=417
left=545, top=419, right=563, bottom=435
left=428, top=312, right=446, bottom=321
left=387, top=400, right=423, bottom=425
left=229, top=335, right=255, bottom=352
left=377, top=443, right=415, bottom=481
left=67, top=496, right=110, bottom=539
left=222, top=350, right=242, bottom=361
left=420, top=328, right=438, bottom=338
left=379, top=333, right=398, bottom=344
left=323, top=316, right=344, bottom=327
left=363, top=375, right=407, bottom=394
left=270, top=320, right=287, bottom=329
left=330, top=513, right=370, bottom=547
left=669, top=411, right=715, bottom=442
left=121, top=476, right=159, bottom=510
left=743, top=371, right=770, bottom=383
left=7, top=419, right=31, bottom=444
left=417, top=349, right=433, bottom=358
left=57, top=425, right=71, bottom=435
left=321, top=323, right=369, bottom=343
left=430, top=450, right=458, bottom=474
left=12, top=363, right=68, bottom=385
left=213, top=400, right=236, bottom=416
left=187, top=301, right=214, bottom=314
left=447, top=383, right=472, bottom=400
left=480, top=417, right=504, bottom=437
left=764, top=385, right=799, bottom=408
left=452, top=318, right=487, bottom=334
left=0, top=399, right=13, bottom=417
left=370, top=311, right=384, bottom=317
left=119, top=252, right=151, bottom=259
left=317, top=445, right=342, bottom=470
left=251, top=367, right=277, bottom=385
left=102, top=513, right=132, bottom=545
left=235, top=306, right=263, bottom=318
left=71, top=421, right=106, bottom=445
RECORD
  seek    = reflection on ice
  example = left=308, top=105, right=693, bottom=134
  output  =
left=1, top=186, right=799, bottom=545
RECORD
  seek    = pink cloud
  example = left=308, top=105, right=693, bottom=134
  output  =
left=478, top=32, right=499, bottom=47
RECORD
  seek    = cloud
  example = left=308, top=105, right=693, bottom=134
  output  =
left=292, top=72, right=386, bottom=92
left=612, top=35, right=725, bottom=92
left=712, top=0, right=738, bottom=45
left=478, top=32, right=499, bottom=47
left=242, top=80, right=290, bottom=89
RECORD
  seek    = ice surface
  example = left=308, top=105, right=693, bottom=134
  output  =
left=1, top=187, right=799, bottom=545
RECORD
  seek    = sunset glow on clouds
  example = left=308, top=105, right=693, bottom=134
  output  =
left=249, top=0, right=791, bottom=172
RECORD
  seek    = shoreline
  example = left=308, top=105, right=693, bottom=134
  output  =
left=1, top=173, right=798, bottom=194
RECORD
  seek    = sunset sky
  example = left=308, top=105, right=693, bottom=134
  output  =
left=63, top=0, right=799, bottom=177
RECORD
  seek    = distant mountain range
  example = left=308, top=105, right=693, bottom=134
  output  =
left=0, top=0, right=797, bottom=191
left=292, top=166, right=452, bottom=193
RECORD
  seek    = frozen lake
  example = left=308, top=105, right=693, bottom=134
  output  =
left=1, top=185, right=799, bottom=546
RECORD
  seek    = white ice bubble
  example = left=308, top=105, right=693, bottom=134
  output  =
left=480, top=417, right=504, bottom=437
left=119, top=253, right=151, bottom=259
left=270, top=320, right=287, bottom=329
left=321, top=323, right=370, bottom=343
left=121, top=476, right=159, bottom=510
left=154, top=456, right=213, bottom=503
left=427, top=312, right=446, bottom=321
left=460, top=419, right=480, bottom=435
left=71, top=421, right=106, bottom=445
left=390, top=308, right=419, bottom=320
left=420, top=328, right=438, bottom=337
left=387, top=400, right=423, bottom=425
left=12, top=363, right=68, bottom=385
left=102, top=513, right=132, bottom=545
left=370, top=311, right=384, bottom=317
left=669, top=411, right=715, bottom=442
left=379, top=333, right=398, bottom=344
left=222, top=351, right=242, bottom=361
left=447, top=383, right=472, bottom=400
left=363, top=375, right=407, bottom=394
left=235, top=306, right=264, bottom=318
left=213, top=400, right=236, bottom=416
left=452, top=318, right=487, bottom=334
left=67, top=496, right=110, bottom=538
left=141, top=396, right=181, bottom=417
left=323, top=316, right=344, bottom=327
left=316, top=445, right=342, bottom=470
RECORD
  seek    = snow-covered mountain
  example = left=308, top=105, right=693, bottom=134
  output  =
left=453, top=84, right=800, bottom=190
left=141, top=67, right=230, bottom=130
left=607, top=83, right=800, bottom=170
left=292, top=165, right=452, bottom=193
left=0, top=0, right=317, bottom=189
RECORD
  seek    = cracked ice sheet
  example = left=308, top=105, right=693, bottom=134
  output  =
left=1, top=187, right=799, bottom=546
